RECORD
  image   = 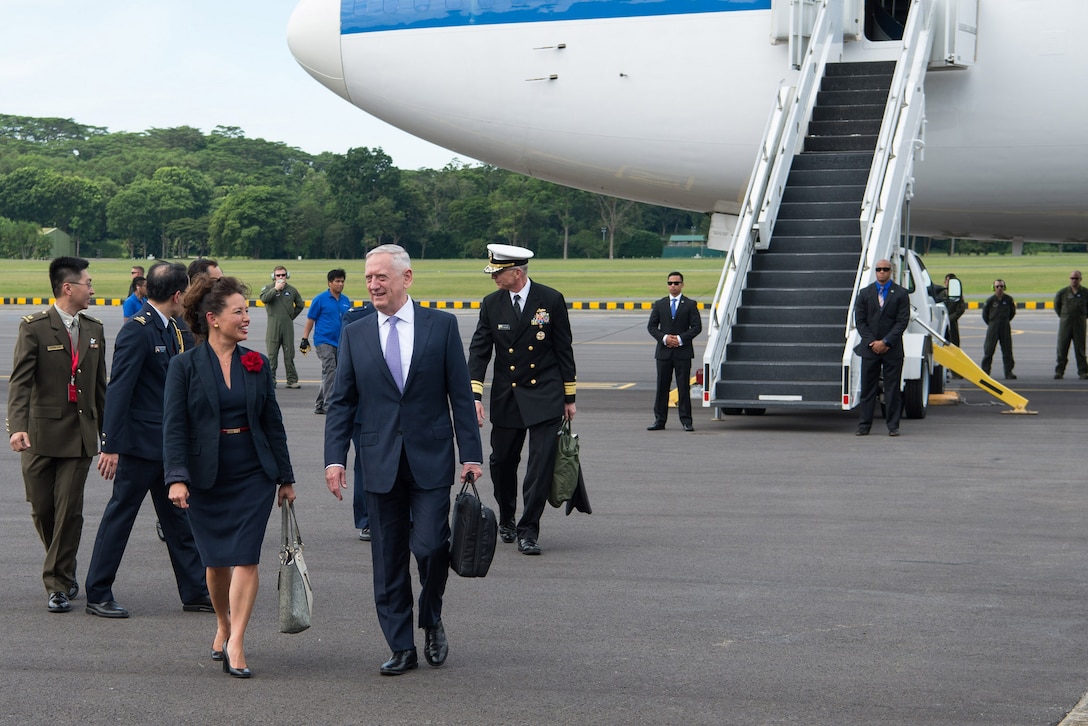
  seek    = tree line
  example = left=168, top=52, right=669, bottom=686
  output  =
left=0, top=114, right=707, bottom=261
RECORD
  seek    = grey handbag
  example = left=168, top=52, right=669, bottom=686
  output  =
left=278, top=502, right=313, bottom=634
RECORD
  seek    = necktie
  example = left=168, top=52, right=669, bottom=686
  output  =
left=68, top=317, right=79, bottom=349
left=670, top=298, right=678, bottom=318
left=878, top=287, right=886, bottom=308
left=385, top=316, right=404, bottom=392
left=512, top=294, right=522, bottom=316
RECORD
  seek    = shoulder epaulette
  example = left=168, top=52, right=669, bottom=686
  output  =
left=81, top=313, right=102, bottom=325
left=22, top=309, right=51, bottom=324
left=132, top=313, right=150, bottom=325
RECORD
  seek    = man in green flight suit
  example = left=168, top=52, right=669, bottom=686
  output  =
left=1054, top=269, right=1088, bottom=379
left=259, top=265, right=306, bottom=388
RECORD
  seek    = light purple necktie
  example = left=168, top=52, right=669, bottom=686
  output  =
left=385, top=316, right=404, bottom=392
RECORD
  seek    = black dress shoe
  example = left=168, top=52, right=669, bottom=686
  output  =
left=68, top=582, right=80, bottom=600
left=424, top=621, right=448, bottom=667
left=888, top=429, right=900, bottom=437
left=47, top=592, right=70, bottom=613
left=646, top=422, right=665, bottom=431
left=518, top=538, right=542, bottom=555
left=498, top=522, right=517, bottom=544
left=86, top=600, right=130, bottom=618
left=358, top=527, right=371, bottom=541
left=182, top=599, right=215, bottom=613
left=380, top=648, right=419, bottom=675
left=855, top=429, right=870, bottom=436
left=682, top=423, right=694, bottom=432
left=222, top=640, right=253, bottom=678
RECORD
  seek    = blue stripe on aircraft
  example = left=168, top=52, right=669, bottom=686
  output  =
left=342, top=0, right=771, bottom=35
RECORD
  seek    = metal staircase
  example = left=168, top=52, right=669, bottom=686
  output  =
left=715, top=61, right=894, bottom=411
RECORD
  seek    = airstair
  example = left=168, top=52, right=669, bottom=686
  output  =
left=702, top=0, right=945, bottom=416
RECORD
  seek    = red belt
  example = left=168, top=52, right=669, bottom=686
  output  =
left=219, top=427, right=250, bottom=434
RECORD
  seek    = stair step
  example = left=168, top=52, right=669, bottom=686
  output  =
left=743, top=288, right=853, bottom=306
left=726, top=341, right=844, bottom=363
left=817, top=89, right=891, bottom=106
left=751, top=251, right=859, bottom=271
left=767, top=235, right=861, bottom=254
left=712, top=381, right=843, bottom=406
left=824, top=61, right=896, bottom=77
left=791, top=152, right=873, bottom=170
left=805, top=135, right=879, bottom=153
left=782, top=184, right=866, bottom=203
left=718, top=360, right=842, bottom=382
left=812, top=104, right=886, bottom=122
left=821, top=75, right=893, bottom=93
left=773, top=218, right=859, bottom=236
left=808, top=119, right=882, bottom=137
left=747, top=269, right=856, bottom=288
left=732, top=324, right=843, bottom=344
left=786, top=168, right=870, bottom=187
left=777, top=201, right=861, bottom=220
left=736, top=306, right=846, bottom=325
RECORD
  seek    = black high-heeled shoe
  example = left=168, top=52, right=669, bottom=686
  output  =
left=211, top=649, right=224, bottom=662
left=221, top=640, right=252, bottom=678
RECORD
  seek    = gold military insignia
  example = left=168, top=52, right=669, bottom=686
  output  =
left=536, top=330, right=546, bottom=340
left=133, top=314, right=149, bottom=325
left=531, top=308, right=550, bottom=326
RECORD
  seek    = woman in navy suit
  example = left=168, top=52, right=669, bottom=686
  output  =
left=163, top=275, right=295, bottom=678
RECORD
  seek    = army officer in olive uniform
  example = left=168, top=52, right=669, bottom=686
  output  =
left=8, top=257, right=107, bottom=613
left=468, top=244, right=577, bottom=556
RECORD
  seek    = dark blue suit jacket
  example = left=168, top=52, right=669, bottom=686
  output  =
left=323, top=302, right=482, bottom=491
left=163, top=344, right=294, bottom=490
left=101, top=302, right=181, bottom=459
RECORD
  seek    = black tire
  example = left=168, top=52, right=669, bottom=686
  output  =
left=929, top=365, right=945, bottom=395
left=903, top=375, right=929, bottom=419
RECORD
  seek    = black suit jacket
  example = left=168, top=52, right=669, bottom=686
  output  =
left=100, top=302, right=182, bottom=459
left=163, top=344, right=294, bottom=489
left=468, top=281, right=576, bottom=428
left=647, top=295, right=702, bottom=360
left=854, top=281, right=910, bottom=359
left=324, top=303, right=481, bottom=491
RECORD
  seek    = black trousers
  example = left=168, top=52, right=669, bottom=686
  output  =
left=367, top=447, right=450, bottom=652
left=857, top=353, right=903, bottom=432
left=490, top=416, right=561, bottom=541
left=653, top=356, right=693, bottom=426
left=85, top=454, right=207, bottom=605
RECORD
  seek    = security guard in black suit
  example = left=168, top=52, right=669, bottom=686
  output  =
left=84, top=262, right=210, bottom=617
left=468, top=244, right=577, bottom=556
left=646, top=271, right=702, bottom=431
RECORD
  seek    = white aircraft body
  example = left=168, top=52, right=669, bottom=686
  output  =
left=288, top=0, right=1088, bottom=243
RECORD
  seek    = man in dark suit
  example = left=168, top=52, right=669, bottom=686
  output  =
left=324, top=244, right=482, bottom=676
left=84, top=262, right=211, bottom=618
left=468, top=244, right=577, bottom=556
left=7, top=257, right=107, bottom=613
left=646, top=271, right=703, bottom=432
left=854, top=258, right=911, bottom=437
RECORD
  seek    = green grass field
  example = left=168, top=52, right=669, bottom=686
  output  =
left=1, top=253, right=1083, bottom=304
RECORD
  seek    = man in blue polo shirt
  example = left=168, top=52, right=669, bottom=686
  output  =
left=301, top=268, right=351, bottom=414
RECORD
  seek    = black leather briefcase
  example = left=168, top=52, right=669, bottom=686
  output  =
left=449, top=474, right=497, bottom=578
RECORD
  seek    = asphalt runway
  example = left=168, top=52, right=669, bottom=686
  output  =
left=1, top=303, right=1087, bottom=725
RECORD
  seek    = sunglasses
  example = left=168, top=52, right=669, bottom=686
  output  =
left=874, top=267, right=891, bottom=272
left=667, top=281, right=682, bottom=285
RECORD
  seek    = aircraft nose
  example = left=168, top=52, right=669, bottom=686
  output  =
left=287, top=0, right=350, bottom=102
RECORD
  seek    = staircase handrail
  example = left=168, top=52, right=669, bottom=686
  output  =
left=702, top=0, right=841, bottom=405
left=842, top=0, right=936, bottom=396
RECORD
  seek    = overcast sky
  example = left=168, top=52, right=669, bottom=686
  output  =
left=0, top=0, right=465, bottom=169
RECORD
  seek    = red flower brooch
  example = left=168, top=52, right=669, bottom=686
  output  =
left=241, top=351, right=263, bottom=373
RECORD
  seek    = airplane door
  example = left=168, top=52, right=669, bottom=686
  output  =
left=931, top=0, right=978, bottom=67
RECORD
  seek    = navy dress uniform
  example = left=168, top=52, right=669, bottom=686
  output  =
left=468, top=244, right=577, bottom=554
left=85, top=300, right=209, bottom=616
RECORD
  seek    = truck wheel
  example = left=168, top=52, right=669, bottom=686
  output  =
left=903, top=376, right=929, bottom=419
left=929, top=365, right=945, bottom=394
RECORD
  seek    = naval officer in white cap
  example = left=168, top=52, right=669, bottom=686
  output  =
left=468, top=244, right=577, bottom=555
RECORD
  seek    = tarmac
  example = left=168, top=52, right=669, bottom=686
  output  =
left=1, top=304, right=1087, bottom=725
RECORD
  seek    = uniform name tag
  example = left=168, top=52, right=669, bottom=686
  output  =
left=154, top=345, right=167, bottom=353
left=497, top=324, right=511, bottom=331
left=47, top=344, right=65, bottom=351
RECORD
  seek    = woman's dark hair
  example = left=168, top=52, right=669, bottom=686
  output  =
left=182, top=275, right=249, bottom=343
